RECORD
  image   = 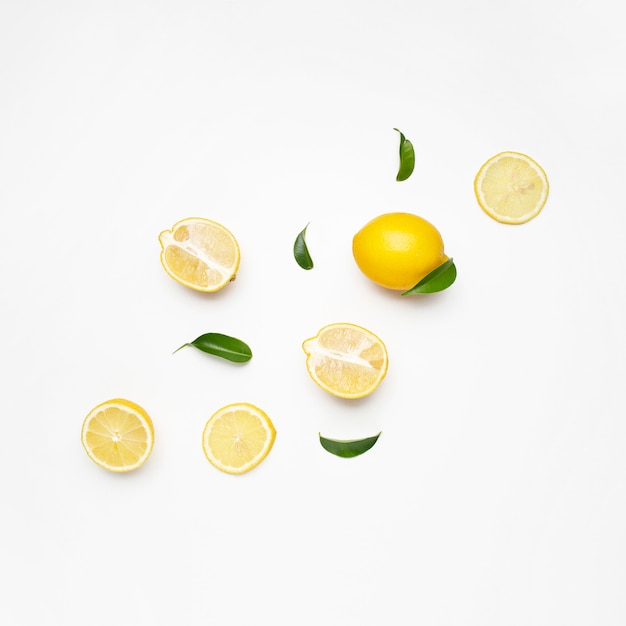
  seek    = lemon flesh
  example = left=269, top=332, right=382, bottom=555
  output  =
left=202, top=403, right=276, bottom=475
left=81, top=399, right=154, bottom=472
left=159, top=217, right=240, bottom=292
left=474, top=151, right=549, bottom=224
left=302, top=322, right=388, bottom=399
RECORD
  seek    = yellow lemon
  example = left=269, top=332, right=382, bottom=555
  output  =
left=202, top=403, right=276, bottom=475
left=352, top=212, right=447, bottom=291
left=159, top=217, right=240, bottom=292
left=81, top=399, right=155, bottom=472
left=474, top=151, right=549, bottom=224
left=302, top=322, right=388, bottom=399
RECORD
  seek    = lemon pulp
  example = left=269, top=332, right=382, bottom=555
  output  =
left=202, top=403, right=276, bottom=474
left=302, top=322, right=388, bottom=399
left=81, top=398, right=154, bottom=472
left=159, top=217, right=240, bottom=292
left=474, top=151, right=549, bottom=224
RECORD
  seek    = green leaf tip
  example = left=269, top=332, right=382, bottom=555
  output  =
left=293, top=223, right=314, bottom=270
left=393, top=128, right=415, bottom=181
left=174, top=332, right=252, bottom=363
left=402, top=258, right=457, bottom=295
left=318, top=432, right=381, bottom=458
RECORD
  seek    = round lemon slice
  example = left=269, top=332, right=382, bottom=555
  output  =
left=474, top=151, right=549, bottom=224
left=81, top=398, right=155, bottom=472
left=202, top=403, right=276, bottom=475
left=302, top=322, right=389, bottom=399
left=158, top=217, right=240, bottom=292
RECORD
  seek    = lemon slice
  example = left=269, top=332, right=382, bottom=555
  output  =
left=302, top=322, right=389, bottom=399
left=474, top=151, right=549, bottom=224
left=202, top=403, right=276, bottom=474
left=159, top=217, right=240, bottom=292
left=81, top=399, right=155, bottom=472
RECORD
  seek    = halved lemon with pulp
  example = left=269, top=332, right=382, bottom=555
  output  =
left=81, top=398, right=154, bottom=472
left=302, top=322, right=388, bottom=399
left=202, top=403, right=276, bottom=474
left=474, top=151, right=549, bottom=224
left=159, top=217, right=240, bottom=292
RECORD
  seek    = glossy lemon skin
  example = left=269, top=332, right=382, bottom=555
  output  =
left=352, top=212, right=446, bottom=291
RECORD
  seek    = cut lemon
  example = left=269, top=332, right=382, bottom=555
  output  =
left=81, top=398, right=154, bottom=472
left=474, top=151, right=549, bottom=224
left=202, top=403, right=276, bottom=475
left=158, top=217, right=240, bottom=292
left=302, top=322, right=388, bottom=399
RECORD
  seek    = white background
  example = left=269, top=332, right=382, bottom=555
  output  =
left=1, top=1, right=625, bottom=624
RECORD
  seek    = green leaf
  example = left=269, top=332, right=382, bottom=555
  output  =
left=293, top=223, right=314, bottom=270
left=393, top=128, right=415, bottom=181
left=402, top=258, right=457, bottom=295
left=174, top=332, right=252, bottom=362
left=319, top=432, right=381, bottom=458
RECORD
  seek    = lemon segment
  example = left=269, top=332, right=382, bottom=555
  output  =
left=352, top=212, right=447, bottom=291
left=158, top=217, right=240, bottom=292
left=474, top=151, right=549, bottom=224
left=202, top=403, right=276, bottom=475
left=302, top=322, right=388, bottom=399
left=81, top=399, right=155, bottom=472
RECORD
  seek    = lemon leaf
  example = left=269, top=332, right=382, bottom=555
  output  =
left=393, top=128, right=415, bottom=181
left=402, top=258, right=457, bottom=295
left=293, top=223, right=314, bottom=270
left=319, top=432, right=381, bottom=458
left=174, top=332, right=252, bottom=362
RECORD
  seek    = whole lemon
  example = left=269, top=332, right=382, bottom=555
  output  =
left=352, top=212, right=447, bottom=290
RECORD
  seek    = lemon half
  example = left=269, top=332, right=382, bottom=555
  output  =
left=302, top=322, right=388, bottom=399
left=159, top=217, right=240, bottom=292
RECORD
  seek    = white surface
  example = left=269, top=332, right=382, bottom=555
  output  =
left=1, top=1, right=625, bottom=624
